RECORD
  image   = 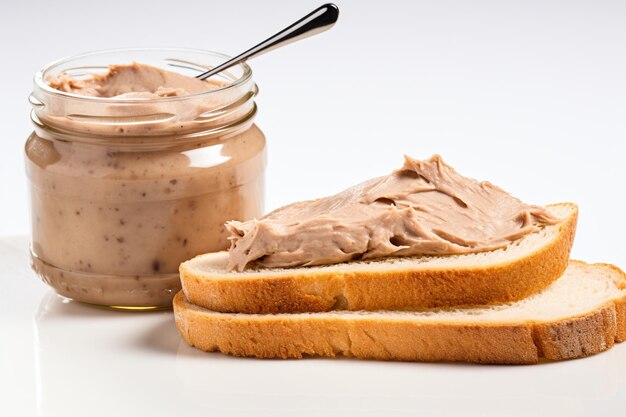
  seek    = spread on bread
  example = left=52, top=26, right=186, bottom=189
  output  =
left=226, top=155, right=559, bottom=271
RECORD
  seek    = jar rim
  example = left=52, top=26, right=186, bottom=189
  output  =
left=34, top=47, right=253, bottom=104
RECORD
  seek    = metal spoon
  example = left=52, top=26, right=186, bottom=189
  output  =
left=196, top=3, right=339, bottom=80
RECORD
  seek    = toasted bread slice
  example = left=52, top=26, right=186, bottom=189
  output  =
left=174, top=260, right=626, bottom=364
left=180, top=203, right=577, bottom=313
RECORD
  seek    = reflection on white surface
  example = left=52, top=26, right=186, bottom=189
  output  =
left=7, top=233, right=625, bottom=417
left=33, top=293, right=181, bottom=417
left=172, top=338, right=626, bottom=416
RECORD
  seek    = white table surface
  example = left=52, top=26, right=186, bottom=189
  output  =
left=3, top=234, right=626, bottom=417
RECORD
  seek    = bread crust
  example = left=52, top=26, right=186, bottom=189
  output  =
left=180, top=203, right=578, bottom=313
left=173, top=262, right=626, bottom=364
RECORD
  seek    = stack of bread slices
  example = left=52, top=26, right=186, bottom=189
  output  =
left=173, top=202, right=626, bottom=364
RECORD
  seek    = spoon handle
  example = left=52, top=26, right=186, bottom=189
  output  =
left=196, top=3, right=339, bottom=80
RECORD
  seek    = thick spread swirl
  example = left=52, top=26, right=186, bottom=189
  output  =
left=47, top=62, right=219, bottom=98
left=226, top=155, right=559, bottom=271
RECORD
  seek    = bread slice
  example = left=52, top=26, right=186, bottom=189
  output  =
left=174, top=261, right=626, bottom=364
left=180, top=203, right=577, bottom=313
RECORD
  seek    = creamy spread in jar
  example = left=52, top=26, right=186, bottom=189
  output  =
left=47, top=62, right=219, bottom=99
left=26, top=49, right=265, bottom=307
left=227, top=155, right=558, bottom=271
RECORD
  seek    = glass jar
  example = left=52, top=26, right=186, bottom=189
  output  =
left=25, top=48, right=266, bottom=309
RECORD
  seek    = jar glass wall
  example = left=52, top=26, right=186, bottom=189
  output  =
left=25, top=48, right=266, bottom=308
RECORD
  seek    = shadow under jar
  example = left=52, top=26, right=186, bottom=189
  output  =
left=25, top=48, right=266, bottom=309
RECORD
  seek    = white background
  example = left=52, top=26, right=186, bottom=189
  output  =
left=1, top=0, right=625, bottom=267
left=1, top=1, right=626, bottom=416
